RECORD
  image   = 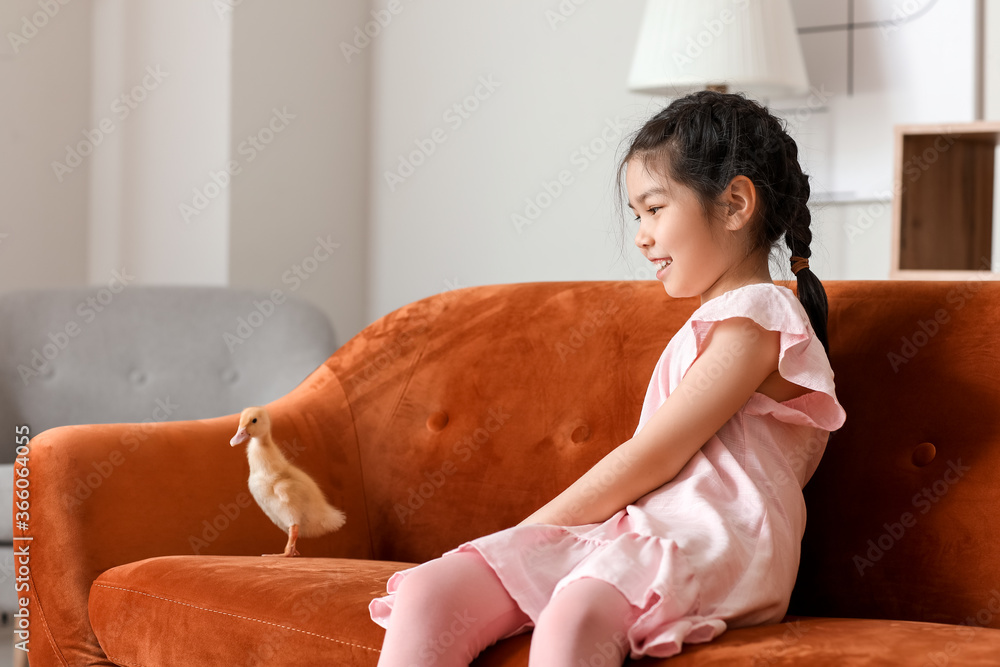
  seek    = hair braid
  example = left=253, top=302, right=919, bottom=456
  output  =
left=777, top=131, right=830, bottom=355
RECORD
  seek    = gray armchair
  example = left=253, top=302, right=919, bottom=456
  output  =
left=0, top=286, right=338, bottom=624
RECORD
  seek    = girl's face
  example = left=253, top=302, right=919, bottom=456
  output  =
left=627, top=157, right=765, bottom=304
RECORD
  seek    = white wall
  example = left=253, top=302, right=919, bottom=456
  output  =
left=365, top=0, right=895, bottom=324
left=0, top=0, right=91, bottom=290
left=229, top=0, right=370, bottom=345
left=88, top=0, right=231, bottom=286
left=2, top=1, right=994, bottom=337
left=368, top=0, right=654, bottom=322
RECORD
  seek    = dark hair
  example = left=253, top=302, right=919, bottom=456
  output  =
left=614, top=90, right=831, bottom=357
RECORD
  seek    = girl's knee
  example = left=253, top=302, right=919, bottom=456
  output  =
left=531, top=579, right=636, bottom=665
left=538, top=577, right=638, bottom=636
left=396, top=550, right=491, bottom=601
left=386, top=551, right=528, bottom=665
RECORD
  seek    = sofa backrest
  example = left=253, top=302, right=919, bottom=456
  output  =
left=326, top=279, right=1000, bottom=628
left=0, top=286, right=338, bottom=463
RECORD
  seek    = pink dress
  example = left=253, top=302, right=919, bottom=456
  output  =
left=369, top=282, right=847, bottom=659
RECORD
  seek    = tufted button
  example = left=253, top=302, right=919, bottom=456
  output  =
left=571, top=425, right=591, bottom=443
left=912, top=442, right=936, bottom=467
left=426, top=411, right=449, bottom=432
left=40, top=364, right=55, bottom=380
left=128, top=369, right=148, bottom=385
left=222, top=368, right=239, bottom=384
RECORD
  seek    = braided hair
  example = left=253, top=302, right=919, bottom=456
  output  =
left=615, top=90, right=831, bottom=357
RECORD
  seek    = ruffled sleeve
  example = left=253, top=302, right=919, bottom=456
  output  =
left=683, top=284, right=847, bottom=433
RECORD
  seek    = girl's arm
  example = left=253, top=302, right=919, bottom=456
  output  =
left=518, top=317, right=780, bottom=527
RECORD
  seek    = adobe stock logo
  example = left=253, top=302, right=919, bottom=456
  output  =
left=670, top=0, right=750, bottom=71
left=51, top=65, right=169, bottom=183
left=853, top=459, right=970, bottom=576
left=212, top=0, right=244, bottom=20
left=180, top=107, right=296, bottom=224
left=6, top=0, right=73, bottom=55
left=222, top=235, right=340, bottom=352
left=383, top=75, right=501, bottom=192
left=17, top=268, right=135, bottom=385
left=340, top=0, right=409, bottom=64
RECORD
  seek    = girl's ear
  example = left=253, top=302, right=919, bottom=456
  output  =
left=721, top=175, right=757, bottom=232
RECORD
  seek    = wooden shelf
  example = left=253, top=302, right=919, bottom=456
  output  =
left=890, top=121, right=1000, bottom=280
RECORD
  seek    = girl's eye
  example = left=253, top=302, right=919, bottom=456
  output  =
left=633, top=207, right=662, bottom=222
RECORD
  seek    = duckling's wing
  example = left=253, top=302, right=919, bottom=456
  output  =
left=285, top=464, right=322, bottom=491
left=281, top=467, right=347, bottom=536
left=264, top=479, right=300, bottom=528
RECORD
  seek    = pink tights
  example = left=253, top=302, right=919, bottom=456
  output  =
left=376, top=550, right=640, bottom=667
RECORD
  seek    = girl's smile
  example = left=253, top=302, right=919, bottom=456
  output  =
left=653, top=258, right=673, bottom=280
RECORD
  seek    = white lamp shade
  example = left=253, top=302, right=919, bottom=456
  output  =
left=628, top=0, right=810, bottom=99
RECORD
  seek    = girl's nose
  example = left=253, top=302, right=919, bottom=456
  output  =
left=634, top=224, right=651, bottom=249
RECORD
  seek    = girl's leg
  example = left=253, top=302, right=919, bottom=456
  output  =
left=376, top=549, right=532, bottom=667
left=528, top=577, right=640, bottom=667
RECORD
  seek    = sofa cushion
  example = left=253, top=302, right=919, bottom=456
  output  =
left=89, top=555, right=1000, bottom=666
left=89, top=555, right=401, bottom=666
left=471, top=617, right=1000, bottom=666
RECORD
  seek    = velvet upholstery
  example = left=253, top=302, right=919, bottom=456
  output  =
left=18, top=279, right=1000, bottom=665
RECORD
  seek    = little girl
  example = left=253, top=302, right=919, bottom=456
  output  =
left=369, top=90, right=847, bottom=666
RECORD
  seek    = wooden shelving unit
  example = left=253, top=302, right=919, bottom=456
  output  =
left=891, top=121, right=1000, bottom=280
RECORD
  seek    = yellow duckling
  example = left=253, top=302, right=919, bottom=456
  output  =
left=230, top=406, right=346, bottom=557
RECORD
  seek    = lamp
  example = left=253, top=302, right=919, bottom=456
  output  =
left=627, top=0, right=810, bottom=100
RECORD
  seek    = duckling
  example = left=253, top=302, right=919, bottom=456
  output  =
left=230, top=406, right=346, bottom=557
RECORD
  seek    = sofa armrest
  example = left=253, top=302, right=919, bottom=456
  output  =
left=15, top=361, right=372, bottom=666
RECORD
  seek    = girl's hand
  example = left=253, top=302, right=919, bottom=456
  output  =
left=515, top=317, right=780, bottom=528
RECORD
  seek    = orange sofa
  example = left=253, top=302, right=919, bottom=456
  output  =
left=17, top=279, right=1000, bottom=665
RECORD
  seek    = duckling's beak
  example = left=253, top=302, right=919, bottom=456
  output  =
left=230, top=427, right=249, bottom=446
